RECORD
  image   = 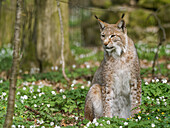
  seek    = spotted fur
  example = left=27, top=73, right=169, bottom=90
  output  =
left=84, top=15, right=141, bottom=121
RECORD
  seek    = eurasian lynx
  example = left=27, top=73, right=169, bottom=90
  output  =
left=84, top=14, right=141, bottom=121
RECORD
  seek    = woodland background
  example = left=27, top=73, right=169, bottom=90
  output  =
left=0, top=0, right=169, bottom=127
left=0, top=0, right=170, bottom=74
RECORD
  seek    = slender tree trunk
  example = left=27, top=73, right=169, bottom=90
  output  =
left=3, top=0, right=22, bottom=127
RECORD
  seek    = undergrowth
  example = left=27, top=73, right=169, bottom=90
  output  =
left=0, top=77, right=169, bottom=127
left=0, top=42, right=169, bottom=127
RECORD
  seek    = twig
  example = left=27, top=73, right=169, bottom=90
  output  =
left=147, top=13, right=166, bottom=78
left=57, top=0, right=70, bottom=82
left=25, top=105, right=58, bottom=123
left=25, top=105, right=41, bottom=115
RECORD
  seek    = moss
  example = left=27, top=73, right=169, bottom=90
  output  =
left=91, top=0, right=112, bottom=8
left=129, top=9, right=156, bottom=28
left=138, top=0, right=170, bottom=9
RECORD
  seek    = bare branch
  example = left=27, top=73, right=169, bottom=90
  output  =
left=57, top=0, right=70, bottom=82
left=147, top=13, right=166, bottom=78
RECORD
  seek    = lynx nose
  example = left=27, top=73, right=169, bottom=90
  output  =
left=104, top=38, right=110, bottom=46
left=104, top=42, right=109, bottom=46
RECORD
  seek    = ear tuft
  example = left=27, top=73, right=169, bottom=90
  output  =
left=94, top=15, right=99, bottom=20
left=121, top=13, right=125, bottom=19
left=95, top=15, right=106, bottom=31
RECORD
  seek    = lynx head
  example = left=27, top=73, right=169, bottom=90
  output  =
left=95, top=14, right=128, bottom=58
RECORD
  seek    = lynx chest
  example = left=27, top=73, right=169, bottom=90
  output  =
left=103, top=59, right=131, bottom=95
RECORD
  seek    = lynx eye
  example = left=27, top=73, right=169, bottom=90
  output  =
left=101, top=34, right=105, bottom=38
left=110, top=35, right=115, bottom=38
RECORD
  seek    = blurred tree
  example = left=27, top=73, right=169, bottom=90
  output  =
left=0, top=0, right=16, bottom=46
left=21, top=0, right=71, bottom=73
left=0, top=0, right=170, bottom=73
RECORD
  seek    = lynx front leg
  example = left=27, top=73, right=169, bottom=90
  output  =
left=130, top=78, right=142, bottom=116
left=84, top=84, right=103, bottom=121
left=102, top=85, right=113, bottom=118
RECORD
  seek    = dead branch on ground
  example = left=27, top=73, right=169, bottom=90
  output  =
left=25, top=105, right=58, bottom=123
left=25, top=105, right=41, bottom=115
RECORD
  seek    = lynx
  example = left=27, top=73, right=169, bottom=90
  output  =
left=84, top=14, right=141, bottom=121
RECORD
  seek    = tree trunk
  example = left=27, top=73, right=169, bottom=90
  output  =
left=21, top=0, right=71, bottom=73
left=0, top=0, right=16, bottom=47
left=3, top=0, right=22, bottom=127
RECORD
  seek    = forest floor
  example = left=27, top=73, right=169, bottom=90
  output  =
left=0, top=42, right=169, bottom=127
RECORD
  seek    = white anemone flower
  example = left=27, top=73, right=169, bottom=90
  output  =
left=106, top=120, right=110, bottom=125
left=92, top=118, right=97, bottom=124
left=2, top=92, right=6, bottom=96
left=124, top=122, right=128, bottom=126
left=100, top=124, right=103, bottom=126
left=86, top=121, right=91, bottom=127
left=156, top=79, right=159, bottom=82
left=72, top=64, right=76, bottom=68
left=95, top=122, right=99, bottom=126
left=145, top=82, right=148, bottom=85
left=59, top=89, right=64, bottom=93
left=162, top=79, right=167, bottom=83
left=62, top=95, right=66, bottom=99
left=151, top=123, right=155, bottom=127
left=23, top=87, right=26, bottom=90
left=75, top=116, right=78, bottom=120
left=50, top=122, right=54, bottom=126
left=71, top=84, right=74, bottom=87
left=51, top=91, right=56, bottom=95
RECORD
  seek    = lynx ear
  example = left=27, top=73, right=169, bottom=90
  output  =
left=95, top=15, right=107, bottom=31
left=116, top=14, right=126, bottom=33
